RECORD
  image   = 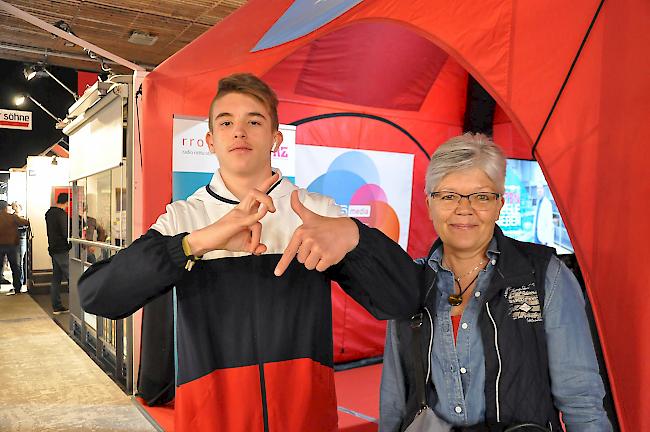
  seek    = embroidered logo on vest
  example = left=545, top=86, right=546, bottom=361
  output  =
left=504, top=283, right=542, bottom=322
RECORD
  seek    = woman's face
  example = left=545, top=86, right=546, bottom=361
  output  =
left=426, top=167, right=504, bottom=256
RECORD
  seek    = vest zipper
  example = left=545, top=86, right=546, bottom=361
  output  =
left=485, top=302, right=502, bottom=423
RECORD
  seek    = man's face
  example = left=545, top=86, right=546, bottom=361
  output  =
left=206, top=92, right=282, bottom=179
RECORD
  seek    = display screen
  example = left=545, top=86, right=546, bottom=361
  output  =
left=497, top=159, right=574, bottom=254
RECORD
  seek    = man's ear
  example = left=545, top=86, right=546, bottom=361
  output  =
left=206, top=131, right=216, bottom=154
left=272, top=130, right=284, bottom=153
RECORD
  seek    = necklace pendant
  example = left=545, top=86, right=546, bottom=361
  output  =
left=448, top=294, right=463, bottom=306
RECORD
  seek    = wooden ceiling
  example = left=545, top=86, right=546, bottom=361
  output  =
left=0, top=0, right=247, bottom=74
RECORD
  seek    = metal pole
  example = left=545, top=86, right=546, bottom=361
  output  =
left=44, top=69, right=78, bottom=99
left=27, top=95, right=62, bottom=122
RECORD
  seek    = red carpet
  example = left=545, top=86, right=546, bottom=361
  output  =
left=137, top=364, right=382, bottom=431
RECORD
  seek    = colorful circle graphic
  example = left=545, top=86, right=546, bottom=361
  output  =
left=307, top=151, right=400, bottom=242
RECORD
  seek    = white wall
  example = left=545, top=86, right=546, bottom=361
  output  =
left=8, top=170, right=27, bottom=209
left=26, top=156, right=70, bottom=271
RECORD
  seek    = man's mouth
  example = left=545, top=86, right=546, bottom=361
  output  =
left=229, top=145, right=252, bottom=152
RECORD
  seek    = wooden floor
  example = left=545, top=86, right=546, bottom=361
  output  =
left=0, top=283, right=157, bottom=431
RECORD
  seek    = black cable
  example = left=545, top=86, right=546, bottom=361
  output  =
left=531, top=0, right=605, bottom=159
left=289, top=112, right=430, bottom=160
left=135, top=84, right=143, bottom=168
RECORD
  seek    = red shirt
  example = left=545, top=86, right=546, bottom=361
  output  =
left=451, top=315, right=462, bottom=344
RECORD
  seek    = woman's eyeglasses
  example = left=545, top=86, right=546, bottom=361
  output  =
left=429, top=191, right=501, bottom=210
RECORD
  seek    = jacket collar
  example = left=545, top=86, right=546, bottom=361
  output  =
left=188, top=168, right=288, bottom=204
left=491, top=225, right=537, bottom=282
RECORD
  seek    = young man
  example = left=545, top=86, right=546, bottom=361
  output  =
left=0, top=200, right=29, bottom=295
left=45, top=193, right=71, bottom=313
left=78, top=73, right=419, bottom=431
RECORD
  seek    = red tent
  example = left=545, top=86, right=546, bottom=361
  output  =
left=138, top=0, right=650, bottom=429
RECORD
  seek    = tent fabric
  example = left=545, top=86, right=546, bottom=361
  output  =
left=139, top=0, right=650, bottom=429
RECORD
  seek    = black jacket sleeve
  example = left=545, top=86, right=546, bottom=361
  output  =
left=78, top=229, right=188, bottom=320
left=326, top=218, right=423, bottom=321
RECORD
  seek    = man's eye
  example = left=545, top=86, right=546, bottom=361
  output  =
left=220, top=121, right=232, bottom=126
left=475, top=194, right=490, bottom=201
left=440, top=194, right=457, bottom=200
left=250, top=120, right=261, bottom=126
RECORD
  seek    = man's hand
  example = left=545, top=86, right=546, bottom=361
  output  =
left=274, top=190, right=359, bottom=276
left=186, top=172, right=279, bottom=256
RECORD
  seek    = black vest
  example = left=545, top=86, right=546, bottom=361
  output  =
left=396, top=227, right=562, bottom=431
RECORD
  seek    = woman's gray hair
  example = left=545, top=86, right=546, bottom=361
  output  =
left=425, top=133, right=506, bottom=194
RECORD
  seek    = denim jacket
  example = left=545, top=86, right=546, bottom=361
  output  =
left=380, top=237, right=612, bottom=432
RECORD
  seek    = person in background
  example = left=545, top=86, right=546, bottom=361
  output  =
left=379, top=133, right=612, bottom=431
left=11, top=202, right=28, bottom=289
left=534, top=184, right=555, bottom=246
left=45, top=193, right=71, bottom=314
left=0, top=200, right=29, bottom=295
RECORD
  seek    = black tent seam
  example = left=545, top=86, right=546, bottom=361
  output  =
left=531, top=0, right=606, bottom=159
left=289, top=112, right=430, bottom=159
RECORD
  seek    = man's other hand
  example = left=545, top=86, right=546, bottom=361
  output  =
left=274, top=190, right=359, bottom=276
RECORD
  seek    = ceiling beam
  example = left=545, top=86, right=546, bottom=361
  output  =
left=0, top=41, right=156, bottom=71
left=0, top=0, right=145, bottom=71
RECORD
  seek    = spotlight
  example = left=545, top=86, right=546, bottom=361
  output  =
left=23, top=63, right=78, bottom=100
left=23, top=64, right=47, bottom=81
left=13, top=93, right=63, bottom=123
left=51, top=155, right=58, bottom=166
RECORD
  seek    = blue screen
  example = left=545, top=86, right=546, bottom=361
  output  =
left=497, top=159, right=574, bottom=254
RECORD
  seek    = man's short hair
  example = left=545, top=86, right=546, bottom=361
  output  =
left=208, top=73, right=279, bottom=132
left=0, top=200, right=7, bottom=210
left=56, top=193, right=69, bottom=204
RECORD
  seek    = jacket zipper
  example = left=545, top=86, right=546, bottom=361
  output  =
left=259, top=363, right=269, bottom=431
left=485, top=302, right=502, bottom=423
left=251, top=258, right=269, bottom=432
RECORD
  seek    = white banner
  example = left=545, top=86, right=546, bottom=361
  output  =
left=68, top=97, right=123, bottom=181
left=0, top=109, right=32, bottom=130
left=172, top=115, right=296, bottom=200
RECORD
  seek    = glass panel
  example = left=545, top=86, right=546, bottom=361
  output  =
left=71, top=179, right=86, bottom=260
left=85, top=170, right=112, bottom=263
left=111, top=164, right=127, bottom=247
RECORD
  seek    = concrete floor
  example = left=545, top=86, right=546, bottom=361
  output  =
left=0, top=282, right=157, bottom=431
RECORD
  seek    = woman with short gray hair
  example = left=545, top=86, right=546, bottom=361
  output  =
left=379, top=133, right=611, bottom=431
left=424, top=133, right=506, bottom=196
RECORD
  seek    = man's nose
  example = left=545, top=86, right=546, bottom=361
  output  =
left=233, top=122, right=247, bottom=138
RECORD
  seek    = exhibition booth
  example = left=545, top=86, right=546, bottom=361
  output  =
left=131, top=0, right=648, bottom=430
left=5, top=0, right=638, bottom=429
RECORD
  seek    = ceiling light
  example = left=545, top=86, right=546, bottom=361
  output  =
left=23, top=63, right=78, bottom=100
left=13, top=93, right=63, bottom=123
left=128, top=31, right=158, bottom=46
left=23, top=63, right=47, bottom=81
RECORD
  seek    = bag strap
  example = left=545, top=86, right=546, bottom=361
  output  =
left=410, top=312, right=428, bottom=409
